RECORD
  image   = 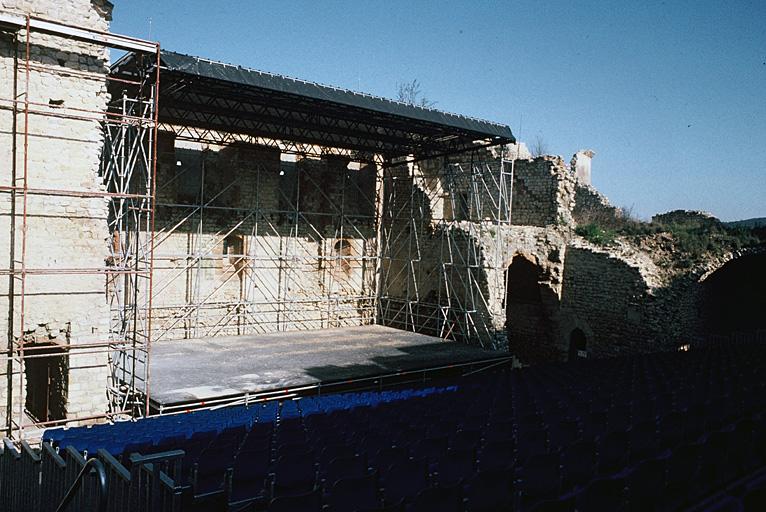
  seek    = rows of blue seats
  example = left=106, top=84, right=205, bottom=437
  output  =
left=187, top=342, right=766, bottom=511
left=43, top=385, right=454, bottom=457
left=45, top=340, right=766, bottom=511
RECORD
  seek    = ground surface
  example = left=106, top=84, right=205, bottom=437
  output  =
left=144, top=325, right=506, bottom=406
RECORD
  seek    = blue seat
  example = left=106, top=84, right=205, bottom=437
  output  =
left=271, top=453, right=318, bottom=498
left=406, top=484, right=462, bottom=512
left=548, top=419, right=580, bottom=448
left=626, top=458, right=666, bottom=511
left=380, top=459, right=428, bottom=503
left=598, top=431, right=629, bottom=474
left=576, top=476, right=626, bottom=510
left=370, top=446, right=409, bottom=473
left=268, top=487, right=322, bottom=512
left=322, top=454, right=370, bottom=485
left=665, top=443, right=701, bottom=505
left=463, top=469, right=513, bottom=512
left=328, top=473, right=381, bottom=512
left=628, top=420, right=658, bottom=463
left=477, top=440, right=515, bottom=472
left=230, top=449, right=270, bottom=504
left=561, top=440, right=596, bottom=489
left=449, top=429, right=481, bottom=452
left=516, top=453, right=561, bottom=506
left=435, top=448, right=475, bottom=486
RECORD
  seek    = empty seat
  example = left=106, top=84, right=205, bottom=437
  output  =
left=270, top=453, right=318, bottom=498
left=576, top=477, right=626, bottom=510
left=370, top=446, right=410, bottom=473
left=464, top=469, right=514, bottom=512
left=516, top=452, right=562, bottom=506
left=230, top=449, right=271, bottom=504
left=626, top=458, right=666, bottom=511
left=407, top=484, right=462, bottom=512
left=268, top=487, right=322, bottom=512
left=322, top=454, right=370, bottom=485
left=477, top=439, right=515, bottom=472
left=328, top=473, right=382, bottom=512
left=380, top=459, right=429, bottom=504
left=598, top=431, right=629, bottom=474
left=561, top=440, right=596, bottom=489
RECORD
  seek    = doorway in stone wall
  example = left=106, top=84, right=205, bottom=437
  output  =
left=25, top=344, right=68, bottom=423
left=505, top=254, right=551, bottom=362
left=568, top=328, right=587, bottom=361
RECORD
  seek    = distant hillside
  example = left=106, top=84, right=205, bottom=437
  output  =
left=724, top=217, right=766, bottom=229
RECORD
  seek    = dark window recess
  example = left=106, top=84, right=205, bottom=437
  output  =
left=333, top=239, right=353, bottom=274
left=175, top=148, right=203, bottom=204
left=25, top=344, right=68, bottom=423
left=455, top=192, right=470, bottom=221
left=223, top=234, right=244, bottom=265
left=278, top=161, right=298, bottom=224
left=204, top=154, right=240, bottom=207
left=568, top=329, right=588, bottom=361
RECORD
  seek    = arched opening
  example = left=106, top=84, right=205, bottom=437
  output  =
left=506, top=254, right=553, bottom=363
left=568, top=328, right=587, bottom=361
left=333, top=238, right=353, bottom=274
left=700, top=253, right=766, bottom=336
left=507, top=255, right=543, bottom=304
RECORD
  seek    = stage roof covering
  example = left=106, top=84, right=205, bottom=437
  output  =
left=112, top=50, right=515, bottom=161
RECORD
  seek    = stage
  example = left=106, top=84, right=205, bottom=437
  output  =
left=142, top=325, right=510, bottom=411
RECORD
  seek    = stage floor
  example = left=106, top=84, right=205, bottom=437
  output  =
left=143, top=325, right=507, bottom=407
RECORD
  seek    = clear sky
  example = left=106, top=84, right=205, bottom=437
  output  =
left=111, top=0, right=765, bottom=221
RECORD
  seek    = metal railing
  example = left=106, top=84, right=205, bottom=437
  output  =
left=55, top=458, right=107, bottom=512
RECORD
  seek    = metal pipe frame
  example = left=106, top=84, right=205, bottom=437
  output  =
left=0, top=11, right=160, bottom=440
left=145, top=154, right=378, bottom=344
left=1, top=10, right=514, bottom=437
left=377, top=152, right=514, bottom=350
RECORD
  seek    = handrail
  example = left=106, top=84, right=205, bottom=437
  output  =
left=54, top=458, right=108, bottom=512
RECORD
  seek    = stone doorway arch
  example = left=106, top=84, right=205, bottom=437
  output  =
left=568, top=328, right=587, bottom=361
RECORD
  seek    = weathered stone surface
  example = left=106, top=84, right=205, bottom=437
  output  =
left=0, top=0, right=113, bottom=428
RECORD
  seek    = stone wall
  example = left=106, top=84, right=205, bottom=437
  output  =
left=559, top=244, right=663, bottom=358
left=151, top=136, right=377, bottom=341
left=0, top=0, right=114, bottom=428
left=511, top=156, right=576, bottom=228
left=572, top=182, right=620, bottom=226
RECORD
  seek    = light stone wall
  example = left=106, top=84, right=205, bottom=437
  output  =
left=151, top=138, right=377, bottom=341
left=0, top=0, right=113, bottom=428
left=511, top=156, right=576, bottom=228
left=572, top=182, right=620, bottom=226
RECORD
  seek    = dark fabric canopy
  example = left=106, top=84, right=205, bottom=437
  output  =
left=112, top=50, right=515, bottom=160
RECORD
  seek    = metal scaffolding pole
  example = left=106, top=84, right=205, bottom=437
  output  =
left=0, top=12, right=159, bottom=437
left=377, top=148, right=512, bottom=350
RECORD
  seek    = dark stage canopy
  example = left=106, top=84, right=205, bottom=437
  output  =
left=111, top=50, right=515, bottom=161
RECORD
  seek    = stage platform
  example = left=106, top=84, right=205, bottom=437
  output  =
left=142, top=325, right=509, bottom=411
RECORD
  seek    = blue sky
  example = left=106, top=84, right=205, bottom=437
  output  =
left=111, top=1, right=765, bottom=221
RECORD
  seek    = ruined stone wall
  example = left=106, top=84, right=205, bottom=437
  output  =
left=558, top=246, right=660, bottom=358
left=0, top=0, right=114, bottom=428
left=494, top=226, right=568, bottom=361
left=377, top=160, right=507, bottom=349
left=151, top=136, right=377, bottom=341
left=511, top=157, right=576, bottom=227
left=572, top=182, right=620, bottom=226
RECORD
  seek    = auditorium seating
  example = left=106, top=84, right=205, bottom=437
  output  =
left=38, top=339, right=766, bottom=510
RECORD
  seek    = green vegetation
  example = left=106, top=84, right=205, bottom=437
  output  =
left=575, top=206, right=765, bottom=263
left=575, top=223, right=616, bottom=245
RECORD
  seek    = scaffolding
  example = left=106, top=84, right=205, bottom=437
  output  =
left=378, top=152, right=515, bottom=349
left=0, top=11, right=159, bottom=439
left=1, top=13, right=516, bottom=436
left=145, top=147, right=379, bottom=342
